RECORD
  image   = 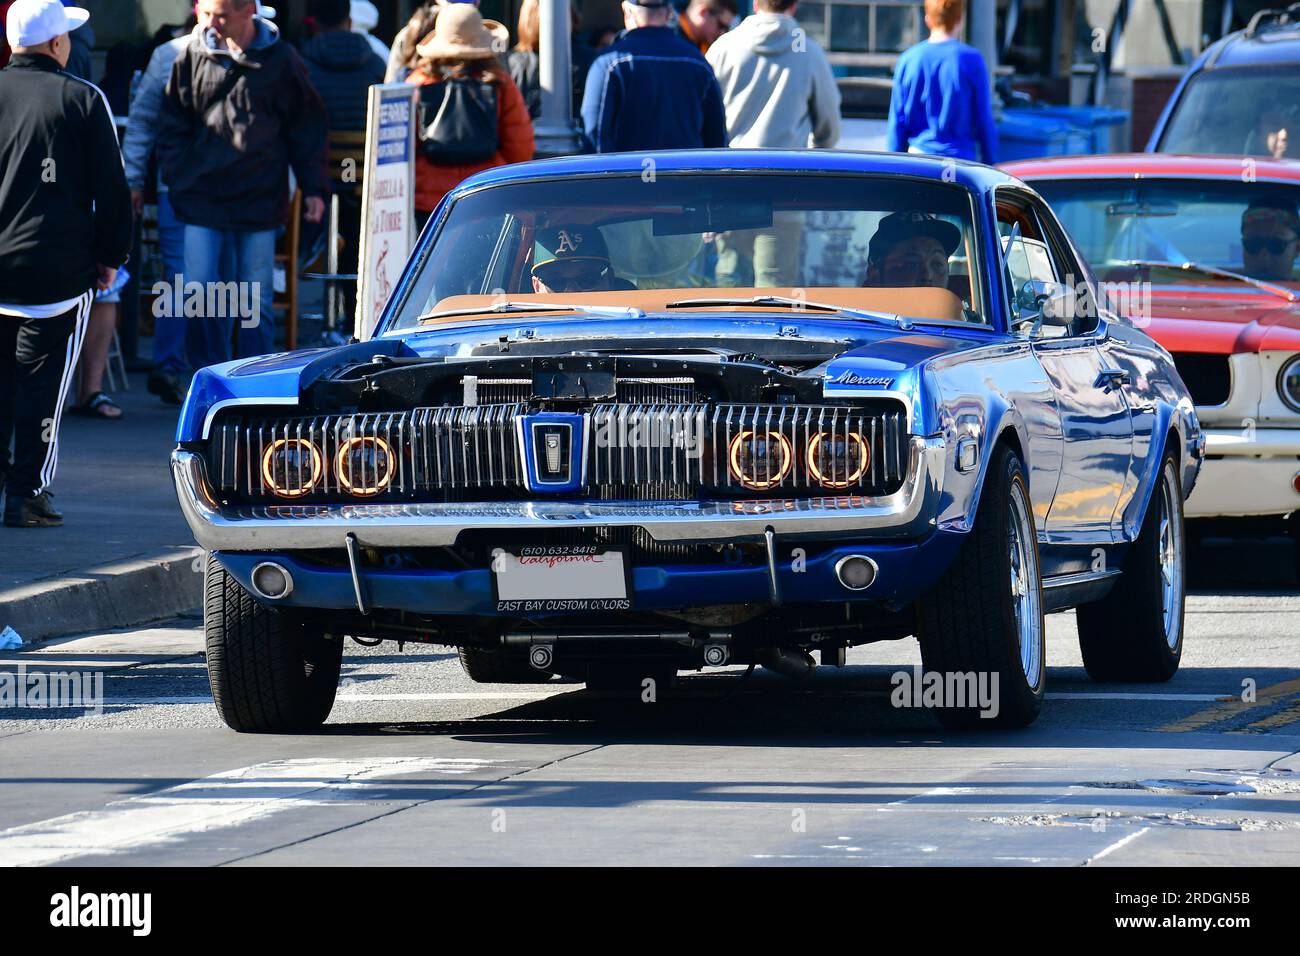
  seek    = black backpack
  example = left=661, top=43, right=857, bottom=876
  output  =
left=417, top=74, right=499, bottom=165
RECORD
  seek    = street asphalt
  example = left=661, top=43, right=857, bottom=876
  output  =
left=1, top=535, right=1298, bottom=866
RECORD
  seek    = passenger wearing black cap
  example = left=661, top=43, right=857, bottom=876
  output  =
left=530, top=226, right=615, bottom=294
left=862, top=210, right=961, bottom=289
left=579, top=0, right=726, bottom=153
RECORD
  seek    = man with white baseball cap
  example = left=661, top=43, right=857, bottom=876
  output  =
left=5, top=0, right=86, bottom=48
left=0, top=0, right=132, bottom=527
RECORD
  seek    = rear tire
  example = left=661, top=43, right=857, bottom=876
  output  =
left=916, top=444, right=1045, bottom=729
left=457, top=647, right=552, bottom=684
left=1076, top=453, right=1185, bottom=682
left=204, top=555, right=342, bottom=732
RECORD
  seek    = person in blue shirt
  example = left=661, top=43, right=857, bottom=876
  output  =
left=887, top=0, right=996, bottom=164
left=580, top=0, right=726, bottom=153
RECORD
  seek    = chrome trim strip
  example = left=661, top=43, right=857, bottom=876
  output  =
left=1041, top=568, right=1122, bottom=590
left=201, top=396, right=299, bottom=441
left=171, top=436, right=945, bottom=551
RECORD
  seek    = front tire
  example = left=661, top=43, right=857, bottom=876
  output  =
left=917, top=444, right=1045, bottom=729
left=1076, top=453, right=1185, bottom=682
left=204, top=555, right=343, bottom=732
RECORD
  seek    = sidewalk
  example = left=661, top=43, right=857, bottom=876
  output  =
left=0, top=371, right=203, bottom=644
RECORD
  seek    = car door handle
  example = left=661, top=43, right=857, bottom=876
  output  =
left=1095, top=367, right=1130, bottom=388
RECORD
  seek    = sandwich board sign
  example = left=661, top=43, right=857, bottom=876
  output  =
left=355, top=83, right=417, bottom=341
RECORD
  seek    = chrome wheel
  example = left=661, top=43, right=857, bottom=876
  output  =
left=1158, top=462, right=1185, bottom=649
left=1007, top=479, right=1044, bottom=691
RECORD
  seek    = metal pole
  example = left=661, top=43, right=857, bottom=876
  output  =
left=969, top=0, right=998, bottom=72
left=535, top=0, right=581, bottom=157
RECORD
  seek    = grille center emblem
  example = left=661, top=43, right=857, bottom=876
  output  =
left=544, top=433, right=563, bottom=475
left=517, top=413, right=586, bottom=493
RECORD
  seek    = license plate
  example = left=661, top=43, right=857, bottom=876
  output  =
left=493, top=547, right=631, bottom=613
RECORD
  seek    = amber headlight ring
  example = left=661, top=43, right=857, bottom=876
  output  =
left=335, top=435, right=396, bottom=497
left=260, top=438, right=323, bottom=498
left=806, top=431, right=870, bottom=489
left=727, top=430, right=794, bottom=490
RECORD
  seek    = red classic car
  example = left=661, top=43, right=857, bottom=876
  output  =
left=1004, top=154, right=1300, bottom=560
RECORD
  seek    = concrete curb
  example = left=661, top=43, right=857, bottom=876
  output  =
left=0, top=547, right=204, bottom=645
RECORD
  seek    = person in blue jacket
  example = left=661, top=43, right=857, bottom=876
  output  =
left=887, top=0, right=996, bottom=164
left=580, top=0, right=726, bottom=153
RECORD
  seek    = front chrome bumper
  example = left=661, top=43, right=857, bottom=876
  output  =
left=1184, top=427, right=1300, bottom=518
left=171, top=436, right=946, bottom=552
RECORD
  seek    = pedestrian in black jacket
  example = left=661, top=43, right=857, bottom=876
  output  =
left=301, top=0, right=384, bottom=132
left=157, top=0, right=328, bottom=369
left=0, top=0, right=131, bottom=528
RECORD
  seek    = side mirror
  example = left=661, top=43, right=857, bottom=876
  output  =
left=1015, top=279, right=1075, bottom=332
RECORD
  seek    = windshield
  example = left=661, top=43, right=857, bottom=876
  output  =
left=384, top=173, right=987, bottom=331
left=1157, top=67, right=1300, bottom=158
left=1032, top=178, right=1300, bottom=287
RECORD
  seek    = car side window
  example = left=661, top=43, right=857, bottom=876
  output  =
left=997, top=197, right=1072, bottom=339
left=1029, top=196, right=1104, bottom=337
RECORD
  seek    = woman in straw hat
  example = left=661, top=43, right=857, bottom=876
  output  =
left=406, top=3, right=534, bottom=222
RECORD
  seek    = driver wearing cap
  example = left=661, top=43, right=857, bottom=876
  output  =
left=862, top=210, right=961, bottom=289
left=531, top=226, right=614, bottom=294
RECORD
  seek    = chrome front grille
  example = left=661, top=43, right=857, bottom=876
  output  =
left=590, top=403, right=710, bottom=490
left=709, top=404, right=905, bottom=493
left=208, top=400, right=908, bottom=502
left=211, top=405, right=527, bottom=499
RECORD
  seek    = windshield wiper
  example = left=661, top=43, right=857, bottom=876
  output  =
left=1122, top=260, right=1298, bottom=303
left=418, top=301, right=646, bottom=322
left=664, top=294, right=912, bottom=330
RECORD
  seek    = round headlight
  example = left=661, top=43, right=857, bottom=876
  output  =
left=335, top=435, right=395, bottom=496
left=807, top=431, right=870, bottom=489
left=728, top=430, right=793, bottom=490
left=260, top=438, right=322, bottom=498
left=1279, top=355, right=1300, bottom=413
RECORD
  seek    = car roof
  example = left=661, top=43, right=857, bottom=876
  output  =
left=449, top=149, right=1018, bottom=198
left=1002, top=153, right=1300, bottom=184
left=1202, top=7, right=1300, bottom=69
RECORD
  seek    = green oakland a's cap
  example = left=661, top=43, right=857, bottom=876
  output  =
left=532, top=226, right=611, bottom=273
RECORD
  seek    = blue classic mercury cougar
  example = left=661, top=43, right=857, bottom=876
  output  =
left=172, top=151, right=1204, bottom=732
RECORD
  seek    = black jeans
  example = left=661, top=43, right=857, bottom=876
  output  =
left=0, top=293, right=92, bottom=498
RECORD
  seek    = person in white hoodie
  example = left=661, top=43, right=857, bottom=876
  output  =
left=704, top=0, right=839, bottom=287
left=705, top=0, right=839, bottom=150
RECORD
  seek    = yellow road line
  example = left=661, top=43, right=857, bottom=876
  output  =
left=1243, top=698, right=1300, bottom=732
left=1157, top=676, right=1300, bottom=733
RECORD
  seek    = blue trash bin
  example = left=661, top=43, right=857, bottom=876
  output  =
left=996, top=110, right=1086, bottom=161
left=1027, top=105, right=1130, bottom=154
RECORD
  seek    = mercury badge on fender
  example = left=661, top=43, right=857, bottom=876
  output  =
left=171, top=150, right=1203, bottom=732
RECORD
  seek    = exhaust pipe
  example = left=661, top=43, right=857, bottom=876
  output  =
left=758, top=646, right=816, bottom=680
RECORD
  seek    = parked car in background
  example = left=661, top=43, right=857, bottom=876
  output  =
left=173, top=151, right=1201, bottom=733
left=1148, top=4, right=1300, bottom=159
left=1005, top=153, right=1300, bottom=568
